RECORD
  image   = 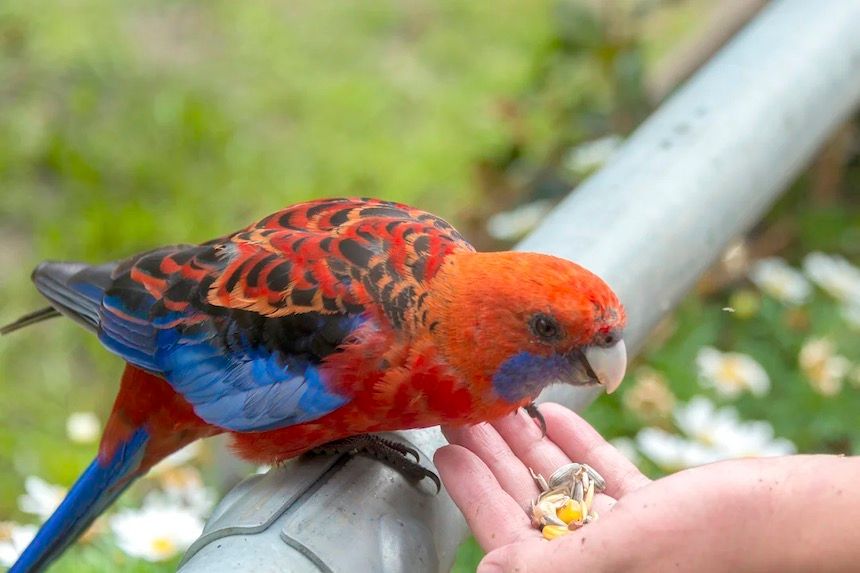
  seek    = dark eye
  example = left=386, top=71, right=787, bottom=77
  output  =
left=529, top=313, right=562, bottom=342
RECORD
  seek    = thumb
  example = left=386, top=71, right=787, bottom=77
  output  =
left=476, top=524, right=623, bottom=573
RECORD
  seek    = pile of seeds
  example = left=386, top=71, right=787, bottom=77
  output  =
left=529, top=463, right=606, bottom=540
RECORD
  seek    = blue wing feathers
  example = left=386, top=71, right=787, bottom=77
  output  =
left=32, top=251, right=357, bottom=434
left=158, top=327, right=349, bottom=431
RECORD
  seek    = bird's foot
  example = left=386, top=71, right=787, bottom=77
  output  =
left=310, top=434, right=441, bottom=493
left=524, top=401, right=547, bottom=437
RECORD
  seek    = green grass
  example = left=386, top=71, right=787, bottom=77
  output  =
left=3, top=1, right=858, bottom=572
left=0, top=2, right=560, bottom=570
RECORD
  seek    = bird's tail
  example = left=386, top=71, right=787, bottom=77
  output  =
left=9, top=428, right=150, bottom=573
left=0, top=260, right=119, bottom=336
left=0, top=307, right=61, bottom=335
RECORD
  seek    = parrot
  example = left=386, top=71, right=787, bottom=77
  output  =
left=1, top=197, right=627, bottom=572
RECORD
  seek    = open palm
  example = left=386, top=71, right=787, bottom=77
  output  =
left=436, top=403, right=860, bottom=573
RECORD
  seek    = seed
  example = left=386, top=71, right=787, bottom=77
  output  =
left=557, top=499, right=585, bottom=524
left=542, top=525, right=570, bottom=540
left=548, top=463, right=582, bottom=488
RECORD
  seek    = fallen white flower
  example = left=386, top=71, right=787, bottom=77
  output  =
left=799, top=338, right=851, bottom=396
left=802, top=252, right=860, bottom=303
left=0, top=522, right=37, bottom=567
left=486, top=200, right=553, bottom=241
left=18, top=476, right=66, bottom=522
left=696, top=347, right=770, bottom=398
left=110, top=501, right=203, bottom=562
left=66, top=412, right=101, bottom=444
left=610, top=437, right=641, bottom=466
left=566, top=134, right=623, bottom=175
left=149, top=442, right=201, bottom=476
left=637, top=397, right=796, bottom=471
left=636, top=428, right=718, bottom=471
left=748, top=257, right=811, bottom=305
left=150, top=466, right=215, bottom=518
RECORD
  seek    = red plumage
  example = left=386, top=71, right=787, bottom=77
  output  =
left=5, top=197, right=627, bottom=570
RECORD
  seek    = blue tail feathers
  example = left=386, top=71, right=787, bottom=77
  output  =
left=10, top=428, right=150, bottom=573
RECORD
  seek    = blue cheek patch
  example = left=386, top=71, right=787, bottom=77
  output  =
left=492, top=351, right=571, bottom=403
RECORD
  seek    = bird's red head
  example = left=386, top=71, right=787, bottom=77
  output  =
left=425, top=251, right=627, bottom=408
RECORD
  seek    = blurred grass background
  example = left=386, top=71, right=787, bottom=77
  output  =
left=1, top=1, right=858, bottom=571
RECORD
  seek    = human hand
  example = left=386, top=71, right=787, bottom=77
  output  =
left=436, top=403, right=860, bottom=573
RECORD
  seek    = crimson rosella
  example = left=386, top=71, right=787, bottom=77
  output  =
left=2, top=197, right=627, bottom=572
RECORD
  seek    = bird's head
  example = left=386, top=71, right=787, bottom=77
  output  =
left=426, top=251, right=627, bottom=408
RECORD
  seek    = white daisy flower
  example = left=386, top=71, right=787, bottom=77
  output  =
left=748, top=258, right=811, bottom=305
left=110, top=501, right=203, bottom=562
left=150, top=442, right=201, bottom=476
left=66, top=412, right=101, bottom=444
left=675, top=397, right=795, bottom=456
left=486, top=200, right=553, bottom=241
left=696, top=347, right=770, bottom=398
left=673, top=397, right=738, bottom=447
left=802, top=252, right=860, bottom=302
left=635, top=428, right=718, bottom=471
left=565, top=134, right=623, bottom=175
left=842, top=302, right=860, bottom=330
left=637, top=397, right=795, bottom=471
left=150, top=466, right=215, bottom=518
left=0, top=522, right=37, bottom=567
left=610, top=437, right=641, bottom=465
left=18, top=476, right=66, bottom=522
left=622, top=368, right=676, bottom=423
left=713, top=419, right=797, bottom=459
left=799, top=338, right=851, bottom=396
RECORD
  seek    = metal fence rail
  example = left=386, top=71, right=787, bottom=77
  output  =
left=179, top=1, right=860, bottom=571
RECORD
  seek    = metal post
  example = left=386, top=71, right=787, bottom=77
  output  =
left=179, top=1, right=860, bottom=571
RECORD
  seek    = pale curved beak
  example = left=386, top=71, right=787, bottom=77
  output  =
left=584, top=340, right=627, bottom=394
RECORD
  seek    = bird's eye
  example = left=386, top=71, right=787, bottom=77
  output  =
left=529, top=313, right=562, bottom=342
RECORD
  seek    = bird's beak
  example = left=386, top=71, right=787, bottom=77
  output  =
left=585, top=340, right=627, bottom=394
left=568, top=340, right=627, bottom=394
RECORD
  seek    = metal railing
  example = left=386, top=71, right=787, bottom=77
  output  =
left=179, top=1, right=860, bottom=571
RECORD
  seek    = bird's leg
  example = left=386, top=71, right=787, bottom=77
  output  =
left=310, top=434, right=441, bottom=493
left=524, top=402, right=547, bottom=437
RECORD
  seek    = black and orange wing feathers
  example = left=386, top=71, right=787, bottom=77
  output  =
left=9, top=198, right=473, bottom=431
left=204, top=197, right=475, bottom=329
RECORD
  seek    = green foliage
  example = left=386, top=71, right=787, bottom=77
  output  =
left=0, top=1, right=565, bottom=571
left=593, top=194, right=860, bottom=472
left=3, top=1, right=858, bottom=572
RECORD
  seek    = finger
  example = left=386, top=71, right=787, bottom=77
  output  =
left=491, top=408, right=570, bottom=479
left=434, top=444, right=542, bottom=552
left=541, top=402, right=650, bottom=497
left=478, top=538, right=594, bottom=573
left=442, top=423, right=541, bottom=509
left=477, top=519, right=628, bottom=573
left=490, top=408, right=617, bottom=514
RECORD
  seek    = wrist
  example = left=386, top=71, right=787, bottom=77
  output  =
left=724, top=455, right=860, bottom=572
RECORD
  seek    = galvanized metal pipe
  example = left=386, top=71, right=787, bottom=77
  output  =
left=179, top=1, right=860, bottom=570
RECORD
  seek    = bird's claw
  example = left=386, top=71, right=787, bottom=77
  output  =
left=309, top=434, right=439, bottom=493
left=373, top=436, right=422, bottom=463
left=524, top=402, right=547, bottom=437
